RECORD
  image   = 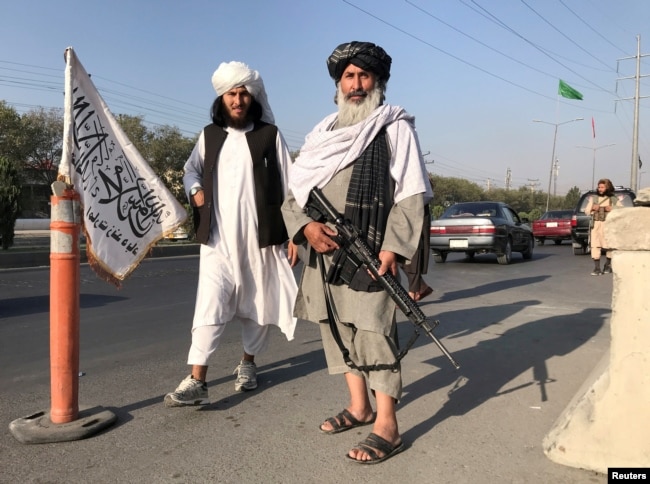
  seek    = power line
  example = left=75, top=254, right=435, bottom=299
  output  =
left=462, top=0, right=614, bottom=95
left=557, top=0, right=630, bottom=56
left=404, top=0, right=559, bottom=81
left=0, top=60, right=204, bottom=132
left=341, top=0, right=559, bottom=102
left=0, top=60, right=311, bottom=143
left=520, top=0, right=614, bottom=72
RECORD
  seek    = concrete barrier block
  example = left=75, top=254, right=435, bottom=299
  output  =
left=543, top=250, right=650, bottom=472
left=605, top=208, right=650, bottom=250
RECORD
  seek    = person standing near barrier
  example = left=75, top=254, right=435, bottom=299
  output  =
left=586, top=178, right=618, bottom=276
left=282, top=41, right=432, bottom=463
left=164, top=61, right=298, bottom=407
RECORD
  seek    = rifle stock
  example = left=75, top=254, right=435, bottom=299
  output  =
left=307, top=187, right=460, bottom=370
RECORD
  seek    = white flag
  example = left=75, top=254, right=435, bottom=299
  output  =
left=60, top=47, right=187, bottom=282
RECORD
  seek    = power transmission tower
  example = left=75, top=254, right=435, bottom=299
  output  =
left=505, top=168, right=512, bottom=190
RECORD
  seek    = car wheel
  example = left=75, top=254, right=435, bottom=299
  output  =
left=464, top=251, right=475, bottom=261
left=554, top=239, right=562, bottom=245
left=522, top=237, right=534, bottom=260
left=433, top=252, right=447, bottom=263
left=497, top=238, right=512, bottom=265
left=537, top=237, right=545, bottom=245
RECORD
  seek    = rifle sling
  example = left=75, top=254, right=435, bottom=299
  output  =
left=317, top=253, right=416, bottom=373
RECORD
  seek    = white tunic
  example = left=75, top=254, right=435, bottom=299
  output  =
left=183, top=124, right=297, bottom=340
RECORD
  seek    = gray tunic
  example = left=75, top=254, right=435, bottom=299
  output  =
left=281, top=163, right=424, bottom=336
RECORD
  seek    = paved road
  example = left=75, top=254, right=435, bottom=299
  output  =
left=0, top=244, right=611, bottom=483
left=0, top=231, right=199, bottom=269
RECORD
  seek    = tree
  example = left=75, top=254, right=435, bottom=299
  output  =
left=564, top=186, right=581, bottom=209
left=19, top=107, right=64, bottom=186
left=430, top=175, right=483, bottom=207
left=431, top=205, right=445, bottom=219
left=0, top=156, right=22, bottom=249
left=116, top=114, right=151, bottom=159
left=0, top=101, right=25, bottom=164
left=528, top=207, right=543, bottom=221
left=502, top=186, right=537, bottom=213
left=427, top=175, right=581, bottom=218
left=289, top=150, right=300, bottom=162
left=148, top=125, right=196, bottom=201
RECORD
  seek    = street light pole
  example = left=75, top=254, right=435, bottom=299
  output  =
left=576, top=143, right=616, bottom=190
left=533, top=117, right=583, bottom=211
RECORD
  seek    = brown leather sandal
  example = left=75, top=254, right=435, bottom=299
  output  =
left=319, top=409, right=375, bottom=434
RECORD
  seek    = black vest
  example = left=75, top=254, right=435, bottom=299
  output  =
left=192, top=122, right=289, bottom=247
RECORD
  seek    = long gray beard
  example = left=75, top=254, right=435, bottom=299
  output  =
left=335, top=85, right=383, bottom=128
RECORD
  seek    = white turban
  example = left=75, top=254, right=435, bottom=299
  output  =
left=211, top=61, right=275, bottom=124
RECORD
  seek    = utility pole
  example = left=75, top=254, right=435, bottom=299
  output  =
left=617, top=35, right=649, bottom=192
left=486, top=178, right=491, bottom=192
left=527, top=178, right=539, bottom=210
left=632, top=36, right=641, bottom=192
left=505, top=168, right=512, bottom=190
left=553, top=159, right=559, bottom=197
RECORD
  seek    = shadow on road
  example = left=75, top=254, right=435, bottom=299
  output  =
left=420, top=275, right=550, bottom=304
left=400, top=306, right=608, bottom=444
left=105, top=348, right=327, bottom=427
left=201, top=348, right=328, bottom=411
left=1, top=293, right=128, bottom=318
left=396, top=298, right=543, bottom=353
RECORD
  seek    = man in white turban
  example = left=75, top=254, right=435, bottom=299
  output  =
left=282, top=41, right=432, bottom=464
left=165, top=61, right=298, bottom=407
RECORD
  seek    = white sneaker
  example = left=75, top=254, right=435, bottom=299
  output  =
left=164, top=375, right=209, bottom=407
left=233, top=361, right=257, bottom=392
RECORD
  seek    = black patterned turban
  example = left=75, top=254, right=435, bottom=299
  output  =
left=326, top=41, right=392, bottom=83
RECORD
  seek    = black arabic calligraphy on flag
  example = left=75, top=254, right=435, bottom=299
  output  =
left=60, top=47, right=187, bottom=281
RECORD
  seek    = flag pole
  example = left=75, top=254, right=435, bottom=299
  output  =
left=545, top=95, right=561, bottom=212
left=9, top=48, right=116, bottom=444
left=541, top=81, right=584, bottom=210
left=49, top=182, right=81, bottom=423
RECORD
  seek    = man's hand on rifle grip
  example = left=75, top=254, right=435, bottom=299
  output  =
left=303, top=221, right=340, bottom=253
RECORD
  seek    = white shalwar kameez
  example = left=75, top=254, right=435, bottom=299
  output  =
left=183, top=124, right=297, bottom=365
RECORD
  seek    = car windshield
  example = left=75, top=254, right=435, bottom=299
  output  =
left=577, top=192, right=635, bottom=213
left=615, top=194, right=635, bottom=207
left=442, top=203, right=498, bottom=218
left=541, top=210, right=572, bottom=220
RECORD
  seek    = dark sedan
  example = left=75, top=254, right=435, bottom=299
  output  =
left=532, top=210, right=573, bottom=245
left=429, top=201, right=534, bottom=265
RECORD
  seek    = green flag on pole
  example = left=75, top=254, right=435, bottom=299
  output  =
left=558, top=79, right=583, bottom=100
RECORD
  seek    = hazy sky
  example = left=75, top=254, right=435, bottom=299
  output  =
left=2, top=0, right=649, bottom=195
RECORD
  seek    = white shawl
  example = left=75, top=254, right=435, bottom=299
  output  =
left=289, top=104, right=431, bottom=207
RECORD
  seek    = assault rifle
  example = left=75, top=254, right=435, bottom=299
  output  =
left=305, top=187, right=460, bottom=370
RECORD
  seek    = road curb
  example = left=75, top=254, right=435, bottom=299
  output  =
left=0, top=243, right=200, bottom=270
